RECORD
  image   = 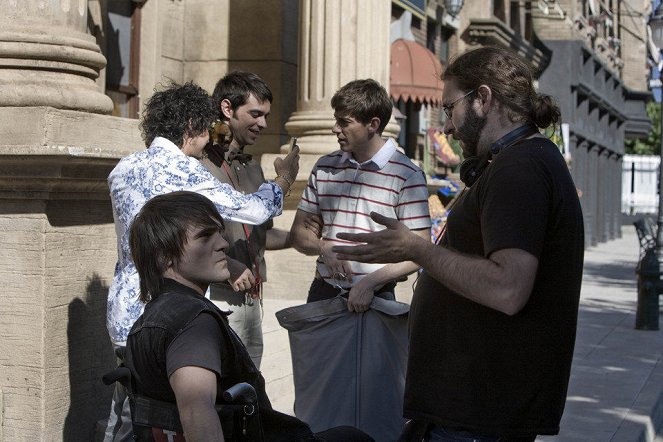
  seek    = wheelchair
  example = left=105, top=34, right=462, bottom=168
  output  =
left=103, top=366, right=375, bottom=442
left=102, top=366, right=263, bottom=442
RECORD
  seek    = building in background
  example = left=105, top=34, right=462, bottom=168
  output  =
left=533, top=0, right=652, bottom=246
left=384, top=0, right=651, bottom=247
left=0, top=0, right=652, bottom=439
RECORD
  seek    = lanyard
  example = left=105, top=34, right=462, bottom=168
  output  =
left=221, top=160, right=263, bottom=296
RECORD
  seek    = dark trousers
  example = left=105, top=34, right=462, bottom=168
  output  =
left=427, top=425, right=536, bottom=442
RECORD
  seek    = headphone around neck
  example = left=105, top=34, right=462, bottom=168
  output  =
left=458, top=123, right=538, bottom=187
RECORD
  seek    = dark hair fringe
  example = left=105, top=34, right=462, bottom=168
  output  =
left=212, top=70, right=273, bottom=117
left=129, top=191, right=225, bottom=303
left=331, top=79, right=393, bottom=134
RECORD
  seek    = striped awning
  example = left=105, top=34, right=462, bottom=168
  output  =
left=390, top=39, right=444, bottom=106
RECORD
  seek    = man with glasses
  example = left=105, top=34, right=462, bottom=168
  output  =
left=334, top=47, right=584, bottom=441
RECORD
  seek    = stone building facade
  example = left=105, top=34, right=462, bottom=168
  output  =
left=533, top=0, right=652, bottom=246
left=0, top=0, right=652, bottom=440
left=401, top=0, right=651, bottom=247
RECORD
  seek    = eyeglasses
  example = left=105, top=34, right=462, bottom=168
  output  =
left=442, top=89, right=476, bottom=119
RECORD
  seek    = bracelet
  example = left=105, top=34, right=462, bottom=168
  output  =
left=277, top=172, right=294, bottom=186
left=276, top=173, right=294, bottom=196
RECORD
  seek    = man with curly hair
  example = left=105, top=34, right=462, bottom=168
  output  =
left=103, top=81, right=299, bottom=441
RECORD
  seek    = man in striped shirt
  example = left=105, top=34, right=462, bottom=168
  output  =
left=291, top=79, right=431, bottom=312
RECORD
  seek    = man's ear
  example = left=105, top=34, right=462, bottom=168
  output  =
left=368, top=117, right=381, bottom=135
left=158, top=253, right=173, bottom=272
left=476, top=85, right=493, bottom=116
left=220, top=99, right=233, bottom=120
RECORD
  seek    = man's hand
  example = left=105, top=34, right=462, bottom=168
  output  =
left=347, top=278, right=375, bottom=313
left=230, top=268, right=256, bottom=293
left=227, top=258, right=256, bottom=292
left=273, top=144, right=300, bottom=193
left=320, top=239, right=353, bottom=284
left=334, top=212, right=420, bottom=264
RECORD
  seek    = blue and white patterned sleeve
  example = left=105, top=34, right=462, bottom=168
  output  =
left=160, top=153, right=283, bottom=225
left=194, top=177, right=283, bottom=225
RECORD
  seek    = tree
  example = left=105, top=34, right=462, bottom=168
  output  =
left=625, top=101, right=661, bottom=155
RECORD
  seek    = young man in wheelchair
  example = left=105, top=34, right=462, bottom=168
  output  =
left=122, top=191, right=372, bottom=441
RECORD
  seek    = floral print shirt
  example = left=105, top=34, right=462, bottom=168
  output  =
left=107, top=137, right=283, bottom=344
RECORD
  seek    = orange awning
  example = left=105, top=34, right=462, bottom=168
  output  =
left=390, top=39, right=444, bottom=106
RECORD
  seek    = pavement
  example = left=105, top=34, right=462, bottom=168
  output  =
left=260, top=224, right=663, bottom=441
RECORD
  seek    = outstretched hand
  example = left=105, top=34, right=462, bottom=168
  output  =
left=333, top=212, right=417, bottom=264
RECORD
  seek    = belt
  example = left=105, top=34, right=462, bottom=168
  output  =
left=314, top=271, right=396, bottom=294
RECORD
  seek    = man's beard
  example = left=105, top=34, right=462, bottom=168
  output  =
left=456, top=106, right=487, bottom=157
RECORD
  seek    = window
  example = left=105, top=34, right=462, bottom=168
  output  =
left=510, top=1, right=521, bottom=35
left=105, top=0, right=141, bottom=118
left=493, top=0, right=506, bottom=22
left=439, top=27, right=453, bottom=66
left=427, top=19, right=438, bottom=53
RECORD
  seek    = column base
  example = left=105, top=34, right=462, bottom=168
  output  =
left=0, top=107, right=140, bottom=440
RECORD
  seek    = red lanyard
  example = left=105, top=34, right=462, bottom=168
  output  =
left=221, top=160, right=263, bottom=292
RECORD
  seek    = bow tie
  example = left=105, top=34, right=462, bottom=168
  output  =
left=226, top=149, right=253, bottom=164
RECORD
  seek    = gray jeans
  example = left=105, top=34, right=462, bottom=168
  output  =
left=103, top=345, right=133, bottom=442
left=211, top=289, right=264, bottom=369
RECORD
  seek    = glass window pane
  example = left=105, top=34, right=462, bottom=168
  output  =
left=106, top=0, right=132, bottom=87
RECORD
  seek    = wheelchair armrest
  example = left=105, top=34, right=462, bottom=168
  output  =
left=222, top=382, right=257, bottom=404
left=102, top=367, right=132, bottom=387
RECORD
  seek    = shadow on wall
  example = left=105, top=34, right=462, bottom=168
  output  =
left=63, top=274, right=116, bottom=441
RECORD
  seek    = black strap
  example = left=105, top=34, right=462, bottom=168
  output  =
left=132, top=394, right=183, bottom=433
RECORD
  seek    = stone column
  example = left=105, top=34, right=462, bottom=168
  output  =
left=266, top=0, right=398, bottom=183
left=0, top=1, right=140, bottom=440
left=285, top=0, right=393, bottom=154
left=0, top=0, right=113, bottom=113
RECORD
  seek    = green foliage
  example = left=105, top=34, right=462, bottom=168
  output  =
left=543, top=124, right=564, bottom=151
left=625, top=101, right=661, bottom=155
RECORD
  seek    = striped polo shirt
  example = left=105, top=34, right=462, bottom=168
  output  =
left=299, top=138, right=431, bottom=289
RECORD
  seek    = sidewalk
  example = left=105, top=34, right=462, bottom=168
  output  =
left=539, top=226, right=663, bottom=442
left=261, top=225, right=663, bottom=441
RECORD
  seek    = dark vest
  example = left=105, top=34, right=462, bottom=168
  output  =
left=125, top=280, right=270, bottom=408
